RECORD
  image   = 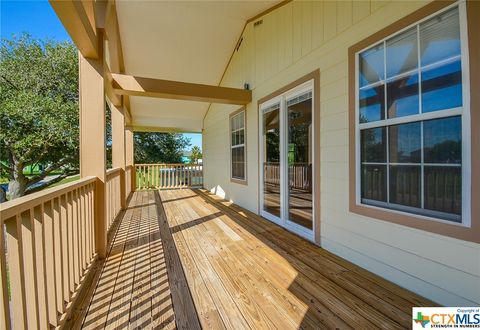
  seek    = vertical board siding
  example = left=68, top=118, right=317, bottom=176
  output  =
left=203, top=0, right=480, bottom=305
left=0, top=177, right=97, bottom=328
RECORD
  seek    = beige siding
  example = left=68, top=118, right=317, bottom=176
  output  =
left=203, top=0, right=480, bottom=306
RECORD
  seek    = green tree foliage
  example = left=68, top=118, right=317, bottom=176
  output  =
left=0, top=34, right=79, bottom=198
left=134, top=132, right=191, bottom=164
left=190, top=146, right=202, bottom=164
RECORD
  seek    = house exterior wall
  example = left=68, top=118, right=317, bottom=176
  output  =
left=202, top=0, right=480, bottom=306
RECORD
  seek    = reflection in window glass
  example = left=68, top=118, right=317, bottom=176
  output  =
left=422, top=59, right=462, bottom=113
left=287, top=94, right=313, bottom=229
left=361, top=128, right=386, bottom=162
left=390, top=165, right=421, bottom=208
left=263, top=105, right=281, bottom=218
left=361, top=165, right=387, bottom=202
left=359, top=44, right=384, bottom=87
left=230, top=110, right=246, bottom=180
left=386, top=27, right=418, bottom=78
left=389, top=122, right=421, bottom=163
left=420, top=7, right=460, bottom=66
left=424, top=116, right=461, bottom=164
left=424, top=166, right=461, bottom=217
left=387, top=73, right=419, bottom=118
left=359, top=86, right=385, bottom=123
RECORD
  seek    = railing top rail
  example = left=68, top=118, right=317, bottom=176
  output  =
left=0, top=176, right=96, bottom=220
left=106, top=167, right=122, bottom=177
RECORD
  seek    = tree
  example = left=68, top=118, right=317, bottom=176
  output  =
left=0, top=34, right=79, bottom=199
left=134, top=132, right=191, bottom=164
left=190, top=146, right=202, bottom=164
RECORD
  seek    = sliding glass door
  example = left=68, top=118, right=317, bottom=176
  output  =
left=260, top=81, right=314, bottom=240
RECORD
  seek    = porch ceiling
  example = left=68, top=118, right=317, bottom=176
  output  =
left=115, top=1, right=280, bottom=132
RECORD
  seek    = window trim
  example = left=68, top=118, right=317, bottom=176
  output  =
left=348, top=0, right=480, bottom=243
left=229, top=107, right=248, bottom=184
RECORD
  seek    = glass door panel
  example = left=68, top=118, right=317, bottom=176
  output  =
left=262, top=104, right=281, bottom=218
left=287, top=92, right=313, bottom=230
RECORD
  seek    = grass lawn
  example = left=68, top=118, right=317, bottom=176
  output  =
left=49, top=174, right=80, bottom=188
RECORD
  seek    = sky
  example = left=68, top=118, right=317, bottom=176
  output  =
left=1, top=0, right=202, bottom=150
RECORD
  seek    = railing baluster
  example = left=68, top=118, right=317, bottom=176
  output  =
left=42, top=201, right=58, bottom=327
left=20, top=209, right=40, bottom=328
left=72, top=190, right=80, bottom=287
left=65, top=192, right=75, bottom=293
left=0, top=215, right=11, bottom=330
left=52, top=197, right=65, bottom=316
left=5, top=215, right=27, bottom=328
left=33, top=205, right=49, bottom=329
left=63, top=193, right=73, bottom=298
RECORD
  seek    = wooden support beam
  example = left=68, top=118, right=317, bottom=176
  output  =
left=79, top=50, right=107, bottom=258
left=111, top=103, right=126, bottom=209
left=111, top=73, right=252, bottom=105
left=49, top=0, right=99, bottom=59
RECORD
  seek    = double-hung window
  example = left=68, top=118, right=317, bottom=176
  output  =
left=230, top=109, right=246, bottom=182
left=356, top=5, right=469, bottom=223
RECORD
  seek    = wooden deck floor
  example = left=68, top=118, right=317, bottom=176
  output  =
left=78, top=189, right=433, bottom=329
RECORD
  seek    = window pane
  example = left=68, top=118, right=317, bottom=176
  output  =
left=361, top=165, right=387, bottom=202
left=420, top=7, right=460, bottom=67
left=238, top=129, right=245, bottom=145
left=389, top=165, right=421, bottom=208
left=359, top=43, right=384, bottom=87
left=361, top=127, right=386, bottom=162
left=387, top=73, right=419, bottom=118
left=389, top=122, right=421, bottom=163
left=359, top=85, right=385, bottom=123
left=421, top=59, right=462, bottom=113
left=424, top=116, right=461, bottom=164
left=424, top=166, right=461, bottom=216
left=232, top=146, right=245, bottom=179
left=386, top=27, right=418, bottom=78
left=238, top=112, right=244, bottom=128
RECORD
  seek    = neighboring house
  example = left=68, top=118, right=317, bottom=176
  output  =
left=1, top=1, right=478, bottom=328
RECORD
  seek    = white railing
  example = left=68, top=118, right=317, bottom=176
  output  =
left=135, top=163, right=203, bottom=190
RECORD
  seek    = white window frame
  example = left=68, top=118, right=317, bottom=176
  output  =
left=230, top=109, right=247, bottom=182
left=259, top=80, right=315, bottom=241
left=354, top=1, right=471, bottom=227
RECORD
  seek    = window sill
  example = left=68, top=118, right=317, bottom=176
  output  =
left=230, top=178, right=248, bottom=186
left=349, top=201, right=479, bottom=243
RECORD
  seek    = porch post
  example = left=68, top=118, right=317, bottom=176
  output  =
left=125, top=126, right=135, bottom=192
left=111, top=103, right=126, bottom=209
left=79, top=50, right=107, bottom=259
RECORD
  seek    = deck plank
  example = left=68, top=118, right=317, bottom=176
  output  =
left=80, top=189, right=434, bottom=329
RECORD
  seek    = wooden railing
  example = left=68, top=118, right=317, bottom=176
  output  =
left=135, top=163, right=203, bottom=190
left=0, top=177, right=97, bottom=329
left=264, top=162, right=312, bottom=191
left=106, top=168, right=122, bottom=232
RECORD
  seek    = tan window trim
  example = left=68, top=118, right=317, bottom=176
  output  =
left=229, top=107, right=248, bottom=185
left=348, top=0, right=480, bottom=243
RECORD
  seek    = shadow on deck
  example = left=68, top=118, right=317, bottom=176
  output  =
left=75, top=189, right=434, bottom=329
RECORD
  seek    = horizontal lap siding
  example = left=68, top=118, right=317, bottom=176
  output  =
left=203, top=0, right=480, bottom=306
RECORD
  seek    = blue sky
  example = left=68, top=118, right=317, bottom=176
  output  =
left=1, top=0, right=202, bottom=150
